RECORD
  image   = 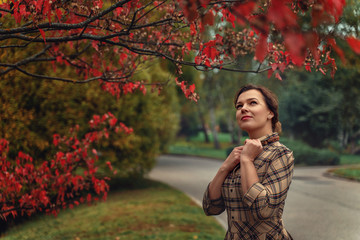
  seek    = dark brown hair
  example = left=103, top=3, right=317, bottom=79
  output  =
left=234, top=84, right=282, bottom=133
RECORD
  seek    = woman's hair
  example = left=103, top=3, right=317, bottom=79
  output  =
left=233, top=84, right=282, bottom=133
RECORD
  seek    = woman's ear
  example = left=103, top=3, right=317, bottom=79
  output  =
left=267, top=112, right=274, bottom=120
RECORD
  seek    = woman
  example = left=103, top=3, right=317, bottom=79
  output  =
left=203, top=84, right=294, bottom=240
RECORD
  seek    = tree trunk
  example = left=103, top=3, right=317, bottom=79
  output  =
left=229, top=119, right=240, bottom=144
left=347, top=129, right=360, bottom=154
left=198, top=105, right=210, bottom=143
left=209, top=106, right=221, bottom=149
left=215, top=80, right=238, bottom=145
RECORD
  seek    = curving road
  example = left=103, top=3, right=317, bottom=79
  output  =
left=148, top=154, right=360, bottom=240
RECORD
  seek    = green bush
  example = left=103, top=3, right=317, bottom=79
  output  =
left=1, top=62, right=179, bottom=179
left=282, top=138, right=340, bottom=166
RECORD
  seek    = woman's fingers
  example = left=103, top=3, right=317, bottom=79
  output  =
left=241, top=139, right=263, bottom=161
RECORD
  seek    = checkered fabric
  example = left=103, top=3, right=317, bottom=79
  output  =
left=203, top=132, right=294, bottom=240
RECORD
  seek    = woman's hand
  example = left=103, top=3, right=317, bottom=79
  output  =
left=221, top=146, right=244, bottom=172
left=240, top=139, right=263, bottom=163
left=208, top=145, right=244, bottom=200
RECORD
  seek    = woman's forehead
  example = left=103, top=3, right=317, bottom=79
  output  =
left=237, top=89, right=264, bottom=102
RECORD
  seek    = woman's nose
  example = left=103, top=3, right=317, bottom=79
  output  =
left=241, top=104, right=249, bottom=112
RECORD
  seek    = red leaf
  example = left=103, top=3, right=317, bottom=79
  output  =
left=323, top=0, right=346, bottom=22
left=94, top=0, right=103, bottom=9
left=327, top=38, right=345, bottom=62
left=106, top=161, right=113, bottom=170
left=39, top=29, right=46, bottom=43
left=55, top=8, right=62, bottom=21
left=203, top=44, right=218, bottom=60
left=186, top=42, right=192, bottom=51
left=92, top=149, right=98, bottom=155
left=222, top=9, right=236, bottom=28
left=53, top=134, right=60, bottom=146
left=215, top=34, right=223, bottom=45
left=202, top=10, right=214, bottom=27
left=346, top=37, right=360, bottom=54
left=190, top=23, right=197, bottom=36
left=232, top=1, right=256, bottom=25
left=189, top=84, right=195, bottom=93
left=181, top=0, right=198, bottom=22
left=35, top=0, right=43, bottom=12
left=319, top=68, right=326, bottom=75
left=109, top=118, right=117, bottom=127
left=304, top=32, right=320, bottom=62
left=267, top=0, right=298, bottom=30
left=255, top=33, right=268, bottom=62
left=205, top=58, right=211, bottom=67
left=284, top=33, right=306, bottom=66
left=194, top=56, right=202, bottom=65
left=275, top=72, right=282, bottom=81
left=199, top=0, right=210, bottom=8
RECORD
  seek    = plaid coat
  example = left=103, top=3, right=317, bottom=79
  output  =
left=203, top=133, right=294, bottom=240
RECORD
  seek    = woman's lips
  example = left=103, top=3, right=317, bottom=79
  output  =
left=241, top=116, right=252, bottom=120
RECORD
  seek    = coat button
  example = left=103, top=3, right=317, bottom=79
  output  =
left=230, top=189, right=233, bottom=192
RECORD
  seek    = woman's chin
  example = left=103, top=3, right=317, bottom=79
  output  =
left=239, top=123, right=252, bottom=133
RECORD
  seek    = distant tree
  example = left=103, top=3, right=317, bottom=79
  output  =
left=279, top=72, right=342, bottom=148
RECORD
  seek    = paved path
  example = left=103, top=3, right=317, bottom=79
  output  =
left=148, top=155, right=360, bottom=240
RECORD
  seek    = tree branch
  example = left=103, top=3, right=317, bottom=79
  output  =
left=0, top=0, right=132, bottom=35
left=0, top=45, right=51, bottom=75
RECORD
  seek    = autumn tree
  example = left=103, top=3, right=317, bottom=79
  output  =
left=1, top=0, right=360, bottom=223
left=1, top=0, right=360, bottom=99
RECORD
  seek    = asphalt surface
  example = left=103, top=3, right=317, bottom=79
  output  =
left=148, top=154, right=360, bottom=240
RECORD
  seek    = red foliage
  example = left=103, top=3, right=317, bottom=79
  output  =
left=0, top=0, right=356, bottom=99
left=255, top=33, right=268, bottom=63
left=346, top=37, right=360, bottom=54
left=0, top=113, right=132, bottom=221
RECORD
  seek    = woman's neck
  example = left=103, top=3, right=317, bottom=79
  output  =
left=248, top=127, right=273, bottom=139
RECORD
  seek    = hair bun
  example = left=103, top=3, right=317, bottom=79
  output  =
left=275, top=121, right=282, bottom=134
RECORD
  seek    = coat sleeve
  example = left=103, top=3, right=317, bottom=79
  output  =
left=242, top=148, right=294, bottom=220
left=202, top=183, right=225, bottom=216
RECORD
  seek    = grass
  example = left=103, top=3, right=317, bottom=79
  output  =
left=1, top=179, right=225, bottom=240
left=328, top=166, right=360, bottom=182
left=168, top=143, right=229, bottom=160
left=169, top=132, right=241, bottom=160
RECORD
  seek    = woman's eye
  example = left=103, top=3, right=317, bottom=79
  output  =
left=250, top=101, right=257, bottom=105
left=236, top=104, right=242, bottom=109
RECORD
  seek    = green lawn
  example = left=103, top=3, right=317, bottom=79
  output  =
left=168, top=133, right=239, bottom=160
left=168, top=143, right=228, bottom=160
left=328, top=166, right=360, bottom=182
left=1, top=180, right=225, bottom=240
left=333, top=155, right=360, bottom=181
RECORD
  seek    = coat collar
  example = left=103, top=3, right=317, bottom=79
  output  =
left=258, top=132, right=279, bottom=146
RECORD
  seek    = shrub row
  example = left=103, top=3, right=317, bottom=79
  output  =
left=225, top=138, right=340, bottom=166
left=282, top=139, right=340, bottom=166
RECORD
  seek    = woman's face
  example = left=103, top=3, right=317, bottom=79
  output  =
left=235, top=89, right=274, bottom=138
